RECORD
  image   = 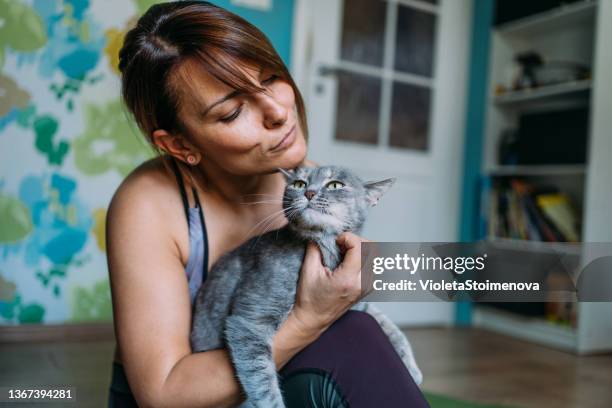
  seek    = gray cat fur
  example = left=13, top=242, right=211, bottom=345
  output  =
left=190, top=165, right=422, bottom=408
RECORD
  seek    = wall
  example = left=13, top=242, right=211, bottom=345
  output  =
left=456, top=0, right=495, bottom=324
left=0, top=0, right=294, bottom=325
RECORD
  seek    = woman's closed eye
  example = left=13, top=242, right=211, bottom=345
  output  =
left=262, top=74, right=279, bottom=85
left=219, top=104, right=243, bottom=123
left=218, top=75, right=279, bottom=123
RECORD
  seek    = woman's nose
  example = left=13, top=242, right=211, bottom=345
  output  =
left=258, top=92, right=288, bottom=129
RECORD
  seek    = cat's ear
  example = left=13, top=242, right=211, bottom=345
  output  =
left=364, top=178, right=395, bottom=207
left=277, top=167, right=296, bottom=181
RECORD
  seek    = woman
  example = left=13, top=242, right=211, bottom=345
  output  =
left=106, top=1, right=428, bottom=407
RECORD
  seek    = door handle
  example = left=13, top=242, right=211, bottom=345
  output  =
left=315, top=64, right=342, bottom=95
left=318, top=64, right=343, bottom=77
left=316, top=64, right=349, bottom=94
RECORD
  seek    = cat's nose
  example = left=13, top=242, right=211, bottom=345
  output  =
left=304, top=190, right=316, bottom=200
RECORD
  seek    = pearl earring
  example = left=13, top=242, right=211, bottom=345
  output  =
left=187, top=155, right=197, bottom=165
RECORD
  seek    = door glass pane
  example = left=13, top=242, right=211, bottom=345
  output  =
left=389, top=82, right=431, bottom=150
left=340, top=0, right=387, bottom=67
left=335, top=71, right=381, bottom=145
left=394, top=5, right=436, bottom=77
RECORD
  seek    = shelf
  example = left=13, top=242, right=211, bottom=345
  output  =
left=484, top=238, right=582, bottom=256
left=486, top=164, right=587, bottom=176
left=477, top=0, right=612, bottom=354
left=495, top=1, right=598, bottom=37
left=494, top=80, right=592, bottom=105
left=473, top=306, right=577, bottom=352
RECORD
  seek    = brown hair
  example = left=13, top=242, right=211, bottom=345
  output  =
left=118, top=1, right=308, bottom=166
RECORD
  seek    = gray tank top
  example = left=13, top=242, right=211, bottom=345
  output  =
left=170, top=159, right=209, bottom=305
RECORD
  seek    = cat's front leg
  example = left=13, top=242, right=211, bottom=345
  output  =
left=191, top=256, right=244, bottom=352
left=225, top=315, right=286, bottom=408
left=351, top=302, right=423, bottom=385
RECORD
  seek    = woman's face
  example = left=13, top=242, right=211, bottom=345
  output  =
left=171, top=60, right=307, bottom=176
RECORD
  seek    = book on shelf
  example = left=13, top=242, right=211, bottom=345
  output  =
left=480, top=177, right=581, bottom=327
left=536, top=194, right=581, bottom=242
left=482, top=177, right=581, bottom=242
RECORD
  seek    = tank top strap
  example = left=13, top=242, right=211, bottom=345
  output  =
left=192, top=187, right=209, bottom=283
left=170, top=158, right=191, bottom=224
left=169, top=157, right=209, bottom=290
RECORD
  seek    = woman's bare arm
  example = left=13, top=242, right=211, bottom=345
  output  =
left=107, top=175, right=324, bottom=408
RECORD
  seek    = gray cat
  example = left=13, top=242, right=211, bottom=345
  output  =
left=190, top=165, right=422, bottom=408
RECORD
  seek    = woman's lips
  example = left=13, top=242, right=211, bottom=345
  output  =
left=270, top=125, right=296, bottom=152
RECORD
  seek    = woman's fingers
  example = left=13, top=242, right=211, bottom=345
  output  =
left=294, top=234, right=374, bottom=331
left=335, top=232, right=365, bottom=274
left=304, top=241, right=323, bottom=265
left=361, top=242, right=380, bottom=297
left=336, top=231, right=359, bottom=252
left=333, top=232, right=369, bottom=303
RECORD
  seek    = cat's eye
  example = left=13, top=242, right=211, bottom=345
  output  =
left=326, top=181, right=345, bottom=190
left=290, top=180, right=307, bottom=189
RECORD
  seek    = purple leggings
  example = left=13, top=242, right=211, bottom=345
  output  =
left=279, top=310, right=429, bottom=408
left=108, top=310, right=428, bottom=407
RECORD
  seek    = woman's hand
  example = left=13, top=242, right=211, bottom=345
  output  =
left=291, top=232, right=369, bottom=335
left=271, top=232, right=372, bottom=369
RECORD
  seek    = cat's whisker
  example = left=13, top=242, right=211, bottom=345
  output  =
left=248, top=203, right=301, bottom=239
left=240, top=200, right=283, bottom=206
left=257, top=214, right=287, bottom=235
left=284, top=207, right=302, bottom=222
left=273, top=206, right=303, bottom=241
left=242, top=204, right=294, bottom=244
left=256, top=204, right=304, bottom=244
left=254, top=210, right=288, bottom=233
left=245, top=207, right=289, bottom=238
left=250, top=207, right=298, bottom=248
left=240, top=193, right=280, bottom=198
left=239, top=193, right=282, bottom=205
left=309, top=200, right=331, bottom=216
left=313, top=199, right=331, bottom=207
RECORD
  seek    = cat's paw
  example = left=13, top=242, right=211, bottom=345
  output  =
left=244, top=397, right=285, bottom=408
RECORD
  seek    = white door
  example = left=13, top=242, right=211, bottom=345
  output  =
left=294, top=0, right=473, bottom=325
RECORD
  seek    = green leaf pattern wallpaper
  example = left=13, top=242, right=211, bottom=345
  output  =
left=0, top=0, right=162, bottom=325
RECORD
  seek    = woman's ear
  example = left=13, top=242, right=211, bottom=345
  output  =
left=152, top=129, right=179, bottom=154
left=152, top=129, right=201, bottom=164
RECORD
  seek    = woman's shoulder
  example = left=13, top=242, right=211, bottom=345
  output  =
left=107, top=155, right=191, bottom=262
left=118, top=154, right=173, bottom=190
left=109, top=156, right=176, bottom=212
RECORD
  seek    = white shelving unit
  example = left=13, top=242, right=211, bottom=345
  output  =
left=487, top=164, right=587, bottom=176
left=486, top=237, right=582, bottom=256
left=474, top=306, right=577, bottom=352
left=476, top=0, right=612, bottom=354
left=493, top=79, right=591, bottom=105
left=495, top=0, right=597, bottom=37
